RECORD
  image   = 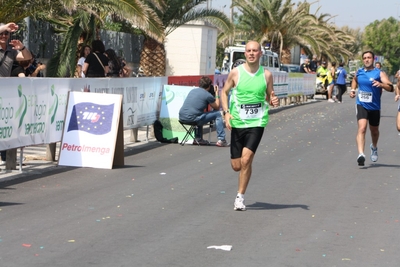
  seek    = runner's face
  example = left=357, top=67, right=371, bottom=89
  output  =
left=363, top=53, right=374, bottom=68
left=244, top=42, right=262, bottom=63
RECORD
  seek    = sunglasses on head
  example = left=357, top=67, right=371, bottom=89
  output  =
left=0, top=31, right=10, bottom=36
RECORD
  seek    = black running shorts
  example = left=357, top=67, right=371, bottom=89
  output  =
left=230, top=127, right=264, bottom=159
left=356, top=104, right=380, bottom=127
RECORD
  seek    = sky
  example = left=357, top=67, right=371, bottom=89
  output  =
left=207, top=0, right=400, bottom=29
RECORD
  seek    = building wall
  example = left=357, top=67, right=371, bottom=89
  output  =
left=165, top=22, right=217, bottom=76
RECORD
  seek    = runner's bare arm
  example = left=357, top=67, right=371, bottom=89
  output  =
left=350, top=75, right=358, bottom=98
left=221, top=69, right=238, bottom=130
left=265, top=70, right=279, bottom=107
left=378, top=71, right=394, bottom=92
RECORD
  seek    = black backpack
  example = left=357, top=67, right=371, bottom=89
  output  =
left=153, top=120, right=178, bottom=143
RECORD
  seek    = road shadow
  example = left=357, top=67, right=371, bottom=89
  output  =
left=0, top=202, right=23, bottom=207
left=359, top=163, right=400, bottom=169
left=246, top=202, right=309, bottom=210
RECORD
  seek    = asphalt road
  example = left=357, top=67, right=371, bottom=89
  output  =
left=1, top=92, right=400, bottom=267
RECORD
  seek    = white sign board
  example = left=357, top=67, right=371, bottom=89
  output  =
left=58, top=92, right=122, bottom=169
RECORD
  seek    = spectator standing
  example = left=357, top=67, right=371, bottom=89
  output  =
left=300, top=58, right=311, bottom=73
left=349, top=51, right=394, bottom=166
left=0, top=22, right=32, bottom=76
left=104, top=48, right=122, bottom=77
left=83, top=40, right=108, bottom=78
left=0, top=22, right=32, bottom=165
left=77, top=45, right=91, bottom=78
left=309, top=55, right=318, bottom=72
left=335, top=62, right=347, bottom=103
left=327, top=62, right=337, bottom=102
left=220, top=41, right=279, bottom=211
left=395, top=78, right=400, bottom=134
left=300, top=51, right=307, bottom=65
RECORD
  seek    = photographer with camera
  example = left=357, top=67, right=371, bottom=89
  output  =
left=25, top=54, right=46, bottom=77
left=179, top=76, right=229, bottom=147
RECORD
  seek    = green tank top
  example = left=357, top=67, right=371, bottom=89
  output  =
left=229, top=65, right=269, bottom=128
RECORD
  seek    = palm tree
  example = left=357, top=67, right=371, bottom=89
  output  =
left=21, top=0, right=166, bottom=77
left=139, top=0, right=233, bottom=77
left=0, top=0, right=38, bottom=22
left=233, top=0, right=318, bottom=61
left=339, top=26, right=363, bottom=60
left=232, top=0, right=355, bottom=64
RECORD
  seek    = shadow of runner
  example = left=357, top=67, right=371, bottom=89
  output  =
left=0, top=202, right=23, bottom=207
left=246, top=202, right=309, bottom=210
left=360, top=163, right=400, bottom=169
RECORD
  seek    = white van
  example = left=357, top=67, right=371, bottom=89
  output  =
left=220, top=44, right=280, bottom=74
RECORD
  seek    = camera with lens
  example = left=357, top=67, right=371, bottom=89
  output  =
left=209, top=84, right=216, bottom=97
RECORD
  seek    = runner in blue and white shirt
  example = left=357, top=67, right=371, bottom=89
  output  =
left=349, top=51, right=394, bottom=166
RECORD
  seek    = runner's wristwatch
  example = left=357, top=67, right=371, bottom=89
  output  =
left=223, top=110, right=229, bottom=115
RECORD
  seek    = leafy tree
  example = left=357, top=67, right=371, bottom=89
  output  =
left=363, top=17, right=400, bottom=75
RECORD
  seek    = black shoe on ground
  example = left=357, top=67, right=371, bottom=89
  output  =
left=357, top=154, right=365, bottom=166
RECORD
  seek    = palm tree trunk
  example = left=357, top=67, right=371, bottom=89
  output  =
left=280, top=48, right=292, bottom=64
left=140, top=37, right=166, bottom=77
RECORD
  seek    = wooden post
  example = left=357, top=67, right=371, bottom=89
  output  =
left=46, top=143, right=57, bottom=161
left=5, top=148, right=17, bottom=170
left=113, top=105, right=125, bottom=168
left=130, top=128, right=138, bottom=142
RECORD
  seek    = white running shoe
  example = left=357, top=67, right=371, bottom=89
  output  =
left=234, top=196, right=246, bottom=211
left=370, top=144, right=378, bottom=162
left=327, top=99, right=335, bottom=103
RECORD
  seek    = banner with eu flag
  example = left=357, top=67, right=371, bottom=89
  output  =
left=59, top=92, right=123, bottom=169
left=67, top=102, right=114, bottom=135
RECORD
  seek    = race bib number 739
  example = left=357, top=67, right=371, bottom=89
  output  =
left=239, top=103, right=263, bottom=119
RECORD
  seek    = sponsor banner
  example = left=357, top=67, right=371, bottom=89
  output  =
left=287, top=73, right=315, bottom=96
left=303, top=73, right=316, bottom=96
left=272, top=71, right=289, bottom=98
left=0, top=77, right=165, bottom=150
left=160, top=85, right=194, bottom=141
left=0, top=78, right=69, bottom=150
left=38, top=78, right=70, bottom=144
left=121, top=77, right=162, bottom=128
left=288, top=74, right=303, bottom=96
left=58, top=92, right=122, bottom=169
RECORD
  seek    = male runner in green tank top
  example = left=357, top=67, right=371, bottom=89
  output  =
left=221, top=40, right=279, bottom=211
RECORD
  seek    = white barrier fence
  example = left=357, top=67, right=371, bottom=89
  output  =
left=0, top=77, right=165, bottom=151
left=0, top=73, right=315, bottom=151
